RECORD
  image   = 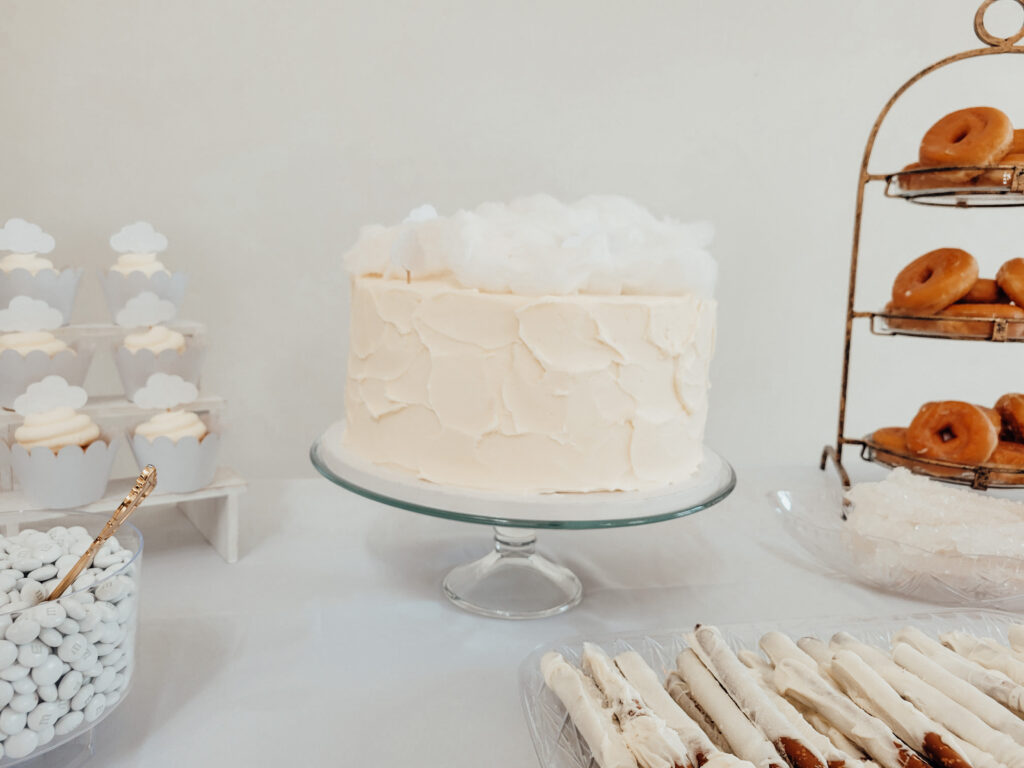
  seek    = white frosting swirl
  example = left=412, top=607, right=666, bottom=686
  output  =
left=110, top=253, right=170, bottom=277
left=135, top=410, right=207, bottom=443
left=0, top=331, right=70, bottom=357
left=123, top=325, right=185, bottom=355
left=343, top=195, right=716, bottom=298
left=15, top=407, right=100, bottom=451
left=0, top=253, right=56, bottom=275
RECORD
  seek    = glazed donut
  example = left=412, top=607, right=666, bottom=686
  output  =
left=996, top=393, right=1024, bottom=442
left=868, top=426, right=960, bottom=478
left=871, top=427, right=910, bottom=455
left=974, top=153, right=1024, bottom=188
left=987, top=441, right=1024, bottom=485
left=920, top=107, right=1013, bottom=181
left=1010, top=129, right=1024, bottom=155
left=980, top=406, right=1003, bottom=433
left=958, top=278, right=1008, bottom=303
left=891, top=249, right=979, bottom=314
left=897, top=163, right=964, bottom=191
left=997, top=258, right=1024, bottom=306
left=934, top=302, right=1024, bottom=339
left=883, top=301, right=933, bottom=334
left=906, top=401, right=999, bottom=464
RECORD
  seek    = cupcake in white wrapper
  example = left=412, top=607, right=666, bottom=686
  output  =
left=0, top=220, right=81, bottom=324
left=130, top=410, right=220, bottom=493
left=113, top=325, right=205, bottom=400
left=100, top=222, right=187, bottom=322
left=0, top=332, right=96, bottom=408
left=10, top=407, right=119, bottom=509
left=0, top=258, right=82, bottom=326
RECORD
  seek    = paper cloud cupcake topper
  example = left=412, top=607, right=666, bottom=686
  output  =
left=13, top=375, right=87, bottom=416
left=110, top=222, right=168, bottom=254
left=131, top=373, right=198, bottom=409
left=115, top=291, right=177, bottom=327
left=0, top=296, right=63, bottom=332
left=0, top=219, right=55, bottom=254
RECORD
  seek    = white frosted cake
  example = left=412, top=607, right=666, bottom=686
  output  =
left=341, top=195, right=717, bottom=493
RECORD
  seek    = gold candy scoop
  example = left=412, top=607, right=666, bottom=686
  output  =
left=45, top=465, right=157, bottom=602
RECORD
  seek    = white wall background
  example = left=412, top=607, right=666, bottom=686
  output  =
left=2, top=0, right=1023, bottom=479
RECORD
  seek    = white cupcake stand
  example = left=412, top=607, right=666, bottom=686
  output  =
left=0, top=324, right=245, bottom=563
left=312, top=421, right=735, bottom=619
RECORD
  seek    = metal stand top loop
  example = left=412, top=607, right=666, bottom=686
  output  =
left=975, top=0, right=1024, bottom=47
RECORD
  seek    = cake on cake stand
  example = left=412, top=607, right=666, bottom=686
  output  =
left=311, top=421, right=735, bottom=619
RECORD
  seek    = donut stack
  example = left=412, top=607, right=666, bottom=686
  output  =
left=899, top=106, right=1024, bottom=190
left=887, top=249, right=1024, bottom=338
left=870, top=394, right=1024, bottom=484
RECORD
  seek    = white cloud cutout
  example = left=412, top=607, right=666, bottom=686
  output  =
left=0, top=296, right=63, bottom=332
left=110, top=222, right=168, bottom=254
left=0, top=219, right=55, bottom=254
left=115, top=291, right=176, bottom=327
left=14, top=375, right=88, bottom=416
left=131, top=373, right=198, bottom=409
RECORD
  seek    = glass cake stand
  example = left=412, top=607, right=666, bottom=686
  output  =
left=310, top=421, right=736, bottom=620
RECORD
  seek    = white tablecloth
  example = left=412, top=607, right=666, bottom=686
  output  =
left=92, top=465, right=939, bottom=767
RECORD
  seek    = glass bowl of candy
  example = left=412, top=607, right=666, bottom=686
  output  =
left=0, top=511, right=141, bottom=764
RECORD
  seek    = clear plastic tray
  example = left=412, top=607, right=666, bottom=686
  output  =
left=772, top=480, right=1024, bottom=609
left=518, top=609, right=1016, bottom=768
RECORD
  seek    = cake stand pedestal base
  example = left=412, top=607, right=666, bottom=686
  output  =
left=442, top=527, right=582, bottom=620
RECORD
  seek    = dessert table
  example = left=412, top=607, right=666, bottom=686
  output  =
left=90, top=464, right=942, bottom=767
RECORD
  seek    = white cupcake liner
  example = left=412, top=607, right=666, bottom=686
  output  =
left=98, top=271, right=188, bottom=322
left=10, top=435, right=120, bottom=509
left=113, top=340, right=206, bottom=400
left=129, top=424, right=220, bottom=493
left=0, top=267, right=83, bottom=325
left=0, top=339, right=96, bottom=408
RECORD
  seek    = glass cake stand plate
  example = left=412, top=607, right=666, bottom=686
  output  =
left=310, top=420, right=736, bottom=619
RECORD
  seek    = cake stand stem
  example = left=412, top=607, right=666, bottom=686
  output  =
left=442, top=527, right=583, bottom=620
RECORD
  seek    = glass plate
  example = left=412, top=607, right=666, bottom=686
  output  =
left=310, top=421, right=736, bottom=529
left=771, top=478, right=1024, bottom=609
left=518, top=609, right=1016, bottom=768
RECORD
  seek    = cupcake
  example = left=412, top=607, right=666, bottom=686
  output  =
left=0, top=331, right=94, bottom=408
left=129, top=409, right=219, bottom=493
left=113, top=324, right=205, bottom=400
left=99, top=222, right=187, bottom=322
left=10, top=400, right=119, bottom=509
left=0, top=219, right=82, bottom=324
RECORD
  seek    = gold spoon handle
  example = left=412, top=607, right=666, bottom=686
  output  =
left=46, top=466, right=157, bottom=602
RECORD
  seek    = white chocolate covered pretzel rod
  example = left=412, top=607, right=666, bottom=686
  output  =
left=676, top=648, right=786, bottom=768
left=582, top=644, right=693, bottom=768
left=752, top=636, right=867, bottom=763
left=741, top=649, right=862, bottom=768
left=772, top=658, right=930, bottom=768
left=692, top=626, right=828, bottom=768
left=830, top=634, right=1024, bottom=768
left=667, top=672, right=733, bottom=754
left=760, top=633, right=818, bottom=672
left=828, top=650, right=976, bottom=768
left=895, top=627, right=1024, bottom=717
left=1009, top=626, right=1024, bottom=656
left=616, top=651, right=719, bottom=767
left=541, top=652, right=639, bottom=768
left=941, top=633, right=1024, bottom=687
left=892, top=644, right=1024, bottom=748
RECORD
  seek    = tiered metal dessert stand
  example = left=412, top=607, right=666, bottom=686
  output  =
left=822, top=0, right=1024, bottom=491
left=312, top=421, right=735, bottom=619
